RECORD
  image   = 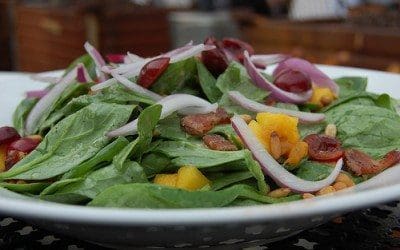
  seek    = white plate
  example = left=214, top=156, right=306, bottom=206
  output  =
left=0, top=66, right=399, bottom=248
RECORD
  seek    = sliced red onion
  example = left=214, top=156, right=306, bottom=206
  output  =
left=106, top=54, right=125, bottom=64
left=243, top=51, right=312, bottom=104
left=84, top=41, right=107, bottom=82
left=125, top=52, right=145, bottom=64
left=228, top=91, right=325, bottom=124
left=111, top=72, right=162, bottom=101
left=76, top=63, right=93, bottom=83
left=101, top=65, right=113, bottom=74
left=231, top=115, right=342, bottom=193
left=251, top=54, right=290, bottom=69
left=25, top=67, right=78, bottom=135
left=26, top=89, right=49, bottom=99
left=273, top=58, right=339, bottom=95
left=30, top=74, right=60, bottom=84
left=107, top=94, right=217, bottom=137
left=169, top=44, right=215, bottom=63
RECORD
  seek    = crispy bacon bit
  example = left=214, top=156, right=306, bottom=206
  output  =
left=344, top=149, right=400, bottom=176
left=304, top=134, right=343, bottom=161
left=181, top=108, right=231, bottom=136
left=203, top=134, right=237, bottom=151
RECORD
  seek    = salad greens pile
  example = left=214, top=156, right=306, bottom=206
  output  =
left=2, top=44, right=400, bottom=209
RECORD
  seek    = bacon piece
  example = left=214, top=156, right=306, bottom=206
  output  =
left=344, top=149, right=400, bottom=176
left=304, top=134, right=343, bottom=161
left=181, top=108, right=230, bottom=136
left=203, top=134, right=237, bottom=151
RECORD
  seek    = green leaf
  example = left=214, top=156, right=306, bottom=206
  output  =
left=155, top=114, right=190, bottom=141
left=150, top=58, right=197, bottom=95
left=335, top=76, right=368, bottom=97
left=12, top=98, right=37, bottom=135
left=296, top=161, right=333, bottom=181
left=0, top=103, right=134, bottom=180
left=141, top=152, right=172, bottom=177
left=0, top=182, right=50, bottom=194
left=243, top=151, right=269, bottom=193
left=61, top=137, right=129, bottom=180
left=196, top=60, right=222, bottom=102
left=216, top=62, right=268, bottom=114
left=209, top=171, right=253, bottom=191
left=89, top=183, right=301, bottom=208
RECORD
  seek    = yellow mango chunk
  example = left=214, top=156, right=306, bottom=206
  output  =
left=0, top=145, right=6, bottom=172
left=309, top=87, right=336, bottom=107
left=176, top=166, right=210, bottom=191
left=285, top=141, right=308, bottom=166
left=153, top=174, right=178, bottom=188
left=256, top=113, right=300, bottom=145
left=248, top=120, right=270, bottom=151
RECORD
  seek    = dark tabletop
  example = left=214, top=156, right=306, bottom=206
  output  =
left=1, top=201, right=400, bottom=250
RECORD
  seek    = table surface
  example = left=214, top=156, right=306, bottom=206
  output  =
left=1, top=201, right=400, bottom=249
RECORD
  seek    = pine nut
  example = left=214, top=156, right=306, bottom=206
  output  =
left=268, top=187, right=291, bottom=198
left=316, top=185, right=335, bottom=196
left=335, top=173, right=355, bottom=187
left=240, top=114, right=252, bottom=124
left=302, top=193, right=315, bottom=199
left=270, top=132, right=282, bottom=160
left=324, top=124, right=337, bottom=137
left=333, top=181, right=347, bottom=191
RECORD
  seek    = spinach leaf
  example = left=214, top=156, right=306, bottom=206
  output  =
left=216, top=62, right=268, bottom=114
left=64, top=54, right=96, bottom=79
left=326, top=104, right=400, bottom=158
left=209, top=171, right=253, bottom=191
left=155, top=114, right=190, bottom=141
left=141, top=152, right=172, bottom=177
left=335, top=76, right=367, bottom=97
left=41, top=161, right=148, bottom=204
left=61, top=137, right=129, bottom=180
left=40, top=178, right=83, bottom=196
left=243, top=151, right=269, bottom=193
left=324, top=92, right=395, bottom=112
left=196, top=60, right=222, bottom=102
left=0, top=103, right=134, bottom=180
left=0, top=182, right=50, bottom=194
left=12, top=98, right=37, bottom=135
left=150, top=58, right=197, bottom=95
left=295, top=161, right=333, bottom=181
left=89, top=183, right=301, bottom=208
left=209, top=124, right=243, bottom=149
left=298, top=122, right=326, bottom=138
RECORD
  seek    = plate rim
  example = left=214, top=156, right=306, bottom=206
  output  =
left=0, top=65, right=400, bottom=226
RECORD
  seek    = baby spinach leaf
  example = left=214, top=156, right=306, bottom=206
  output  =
left=196, top=60, right=222, bottom=102
left=208, top=171, right=253, bottom=191
left=40, top=178, right=83, bottom=196
left=216, top=62, right=268, bottom=114
left=295, top=161, right=333, bottom=181
left=61, top=137, right=129, bottom=180
left=12, top=98, right=37, bottom=135
left=298, top=122, right=326, bottom=139
left=0, top=103, right=134, bottom=180
left=42, top=161, right=147, bottom=204
left=155, top=114, right=190, bottom=141
left=335, top=76, right=367, bottom=97
left=89, top=183, right=301, bottom=208
left=150, top=58, right=197, bottom=95
left=326, top=104, right=400, bottom=158
left=0, top=182, right=50, bottom=194
left=243, top=151, right=269, bottom=193
left=141, top=152, right=172, bottom=177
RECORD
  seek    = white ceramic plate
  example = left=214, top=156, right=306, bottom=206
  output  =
left=0, top=65, right=399, bottom=249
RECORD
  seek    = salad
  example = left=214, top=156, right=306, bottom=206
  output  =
left=0, top=37, right=399, bottom=208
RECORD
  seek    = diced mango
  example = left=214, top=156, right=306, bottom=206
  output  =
left=285, top=141, right=308, bottom=166
left=248, top=120, right=270, bottom=151
left=153, top=173, right=178, bottom=188
left=176, top=166, right=210, bottom=191
left=256, top=112, right=300, bottom=145
left=0, top=145, right=6, bottom=172
left=309, top=87, right=336, bottom=107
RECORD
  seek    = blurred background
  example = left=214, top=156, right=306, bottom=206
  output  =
left=0, top=0, right=399, bottom=73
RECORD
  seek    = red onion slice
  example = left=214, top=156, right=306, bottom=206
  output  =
left=76, top=63, right=93, bottom=83
left=25, top=67, right=78, bottom=135
left=125, top=52, right=145, bottom=64
left=26, top=89, right=49, bottom=99
left=107, top=94, right=217, bottom=137
left=231, top=115, right=342, bottom=193
left=84, top=41, right=108, bottom=82
left=273, top=58, right=339, bottom=95
left=243, top=51, right=312, bottom=104
left=250, top=54, right=290, bottom=69
left=111, top=72, right=162, bottom=101
left=228, top=91, right=325, bottom=124
left=30, top=75, right=60, bottom=84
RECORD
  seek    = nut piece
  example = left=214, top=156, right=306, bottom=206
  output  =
left=333, top=181, right=347, bottom=191
left=268, top=187, right=291, bottom=198
left=335, top=173, right=355, bottom=187
left=240, top=114, right=252, bottom=124
left=302, top=193, right=315, bottom=199
left=270, top=132, right=282, bottom=160
left=316, top=185, right=335, bottom=196
left=324, top=124, right=337, bottom=137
